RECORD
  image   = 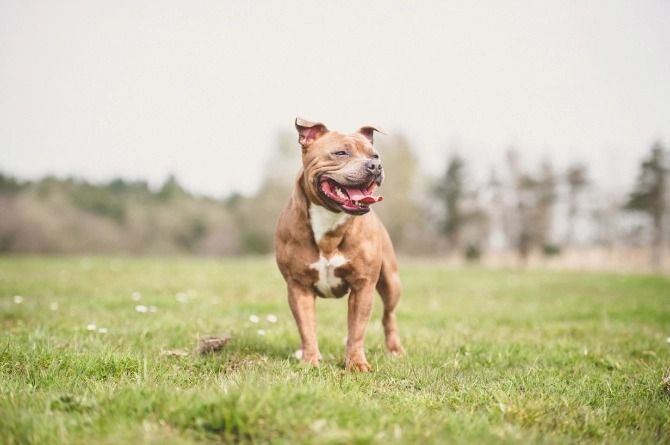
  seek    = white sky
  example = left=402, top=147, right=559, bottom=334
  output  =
left=1, top=0, right=669, bottom=197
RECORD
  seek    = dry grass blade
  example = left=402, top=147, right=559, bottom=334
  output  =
left=160, top=349, right=190, bottom=358
left=662, top=367, right=670, bottom=395
left=197, top=334, right=232, bottom=355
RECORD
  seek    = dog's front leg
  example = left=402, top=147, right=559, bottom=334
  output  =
left=287, top=283, right=320, bottom=366
left=345, top=282, right=375, bottom=372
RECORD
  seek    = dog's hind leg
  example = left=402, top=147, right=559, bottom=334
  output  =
left=376, top=237, right=405, bottom=356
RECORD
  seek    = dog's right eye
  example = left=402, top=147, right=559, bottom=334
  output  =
left=333, top=151, right=348, bottom=157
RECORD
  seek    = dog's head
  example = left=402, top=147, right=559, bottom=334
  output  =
left=295, top=117, right=384, bottom=215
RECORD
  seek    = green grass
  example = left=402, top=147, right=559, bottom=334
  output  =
left=1, top=256, right=669, bottom=444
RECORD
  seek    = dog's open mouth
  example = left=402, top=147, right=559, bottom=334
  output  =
left=318, top=177, right=383, bottom=214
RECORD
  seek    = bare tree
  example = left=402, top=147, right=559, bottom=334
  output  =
left=484, top=167, right=506, bottom=250
left=373, top=134, right=425, bottom=253
left=505, top=150, right=532, bottom=261
left=534, top=160, right=557, bottom=250
left=506, top=153, right=558, bottom=261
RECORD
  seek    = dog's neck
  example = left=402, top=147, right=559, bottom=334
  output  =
left=309, top=204, right=351, bottom=250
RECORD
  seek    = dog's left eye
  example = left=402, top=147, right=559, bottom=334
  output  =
left=333, top=151, right=348, bottom=157
left=372, top=153, right=380, bottom=159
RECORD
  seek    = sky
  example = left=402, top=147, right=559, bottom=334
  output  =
left=1, top=0, right=669, bottom=197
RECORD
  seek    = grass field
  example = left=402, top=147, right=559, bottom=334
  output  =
left=1, top=256, right=669, bottom=444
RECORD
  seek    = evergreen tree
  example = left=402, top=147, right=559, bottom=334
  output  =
left=564, top=163, right=589, bottom=246
left=625, top=142, right=667, bottom=270
left=157, top=174, right=186, bottom=201
left=437, top=154, right=466, bottom=250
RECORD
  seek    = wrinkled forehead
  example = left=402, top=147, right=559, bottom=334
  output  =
left=309, top=131, right=374, bottom=156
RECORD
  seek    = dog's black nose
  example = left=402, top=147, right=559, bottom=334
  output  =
left=366, top=158, right=383, bottom=174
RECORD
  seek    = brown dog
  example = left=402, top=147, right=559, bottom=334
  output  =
left=274, top=118, right=405, bottom=371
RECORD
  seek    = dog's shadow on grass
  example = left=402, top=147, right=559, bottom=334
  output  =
left=195, top=334, right=297, bottom=365
left=194, top=335, right=358, bottom=372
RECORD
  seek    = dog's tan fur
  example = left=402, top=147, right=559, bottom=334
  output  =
left=274, top=118, right=404, bottom=371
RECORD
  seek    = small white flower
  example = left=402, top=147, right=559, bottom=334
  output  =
left=97, top=327, right=108, bottom=334
left=249, top=314, right=260, bottom=323
left=86, top=323, right=97, bottom=331
left=175, top=292, right=189, bottom=303
left=135, top=305, right=148, bottom=313
left=13, top=295, right=24, bottom=304
left=49, top=302, right=59, bottom=311
left=257, top=329, right=266, bottom=336
left=666, top=337, right=670, bottom=344
left=294, top=349, right=303, bottom=359
left=131, top=291, right=141, bottom=301
left=148, top=306, right=158, bottom=313
left=266, top=314, right=278, bottom=323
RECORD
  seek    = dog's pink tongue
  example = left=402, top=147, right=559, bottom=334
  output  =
left=344, top=187, right=384, bottom=204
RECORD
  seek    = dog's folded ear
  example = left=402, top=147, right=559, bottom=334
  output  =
left=295, top=118, right=328, bottom=148
left=357, top=126, right=385, bottom=144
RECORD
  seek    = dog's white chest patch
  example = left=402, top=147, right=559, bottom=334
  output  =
left=310, top=254, right=348, bottom=298
left=308, top=205, right=351, bottom=298
left=309, top=204, right=350, bottom=245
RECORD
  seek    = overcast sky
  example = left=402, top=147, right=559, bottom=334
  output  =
left=1, top=0, right=669, bottom=197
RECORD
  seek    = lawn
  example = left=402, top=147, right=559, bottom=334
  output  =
left=1, top=256, right=669, bottom=444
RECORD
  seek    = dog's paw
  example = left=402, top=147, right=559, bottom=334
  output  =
left=295, top=349, right=321, bottom=366
left=345, top=356, right=372, bottom=372
left=385, top=334, right=406, bottom=357
left=347, top=361, right=372, bottom=372
left=386, top=342, right=406, bottom=357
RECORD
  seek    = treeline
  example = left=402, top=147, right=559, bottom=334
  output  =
left=0, top=173, right=240, bottom=254
left=433, top=141, right=668, bottom=270
left=0, top=134, right=667, bottom=269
